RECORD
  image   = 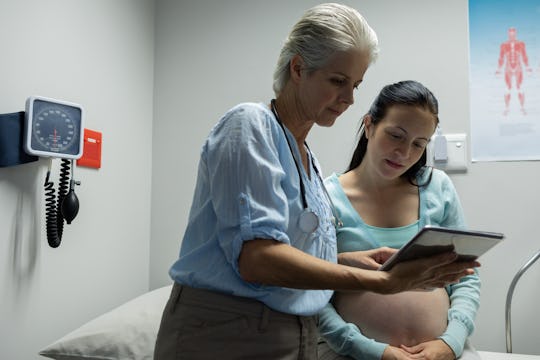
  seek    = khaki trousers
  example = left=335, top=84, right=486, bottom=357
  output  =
left=154, top=283, right=319, bottom=360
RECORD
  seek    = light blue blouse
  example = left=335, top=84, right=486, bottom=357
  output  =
left=318, top=170, right=481, bottom=359
left=169, top=102, right=337, bottom=316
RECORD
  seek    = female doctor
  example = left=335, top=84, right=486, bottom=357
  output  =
left=153, top=4, right=480, bottom=359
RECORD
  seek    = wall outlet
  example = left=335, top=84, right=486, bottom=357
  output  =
left=427, top=133, right=468, bottom=173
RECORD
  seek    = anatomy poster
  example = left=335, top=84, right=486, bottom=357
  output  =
left=469, top=0, right=540, bottom=161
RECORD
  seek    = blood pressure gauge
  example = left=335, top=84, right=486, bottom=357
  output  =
left=24, top=96, right=84, bottom=159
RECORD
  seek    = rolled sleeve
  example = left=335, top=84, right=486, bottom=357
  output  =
left=205, top=104, right=291, bottom=274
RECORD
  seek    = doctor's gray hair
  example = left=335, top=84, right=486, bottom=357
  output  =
left=272, top=3, right=379, bottom=96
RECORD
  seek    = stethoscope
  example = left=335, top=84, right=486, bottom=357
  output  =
left=270, top=99, right=343, bottom=234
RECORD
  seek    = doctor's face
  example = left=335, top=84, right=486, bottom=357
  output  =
left=296, top=49, right=371, bottom=127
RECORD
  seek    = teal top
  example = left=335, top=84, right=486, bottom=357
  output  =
left=356, top=221, right=419, bottom=250
left=318, top=169, right=481, bottom=359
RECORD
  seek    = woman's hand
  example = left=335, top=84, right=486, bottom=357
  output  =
left=400, top=339, right=456, bottom=360
left=382, top=345, right=419, bottom=360
left=338, top=247, right=397, bottom=270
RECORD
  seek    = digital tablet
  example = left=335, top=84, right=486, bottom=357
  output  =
left=379, top=225, right=505, bottom=271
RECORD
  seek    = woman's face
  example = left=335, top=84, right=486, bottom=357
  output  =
left=296, top=49, right=370, bottom=127
left=364, top=104, right=437, bottom=180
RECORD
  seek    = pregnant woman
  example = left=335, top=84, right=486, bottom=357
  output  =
left=318, top=80, right=481, bottom=360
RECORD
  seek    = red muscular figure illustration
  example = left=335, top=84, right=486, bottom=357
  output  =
left=495, top=27, right=532, bottom=116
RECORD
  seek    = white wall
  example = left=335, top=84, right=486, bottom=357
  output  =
left=4, top=0, right=536, bottom=358
left=151, top=0, right=540, bottom=355
left=0, top=1, right=154, bottom=359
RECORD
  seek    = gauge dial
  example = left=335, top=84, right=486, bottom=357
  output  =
left=25, top=96, right=84, bottom=159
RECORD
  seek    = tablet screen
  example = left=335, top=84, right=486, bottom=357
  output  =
left=379, top=226, right=504, bottom=271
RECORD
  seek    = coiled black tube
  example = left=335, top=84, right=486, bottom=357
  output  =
left=45, top=159, right=71, bottom=248
left=44, top=172, right=59, bottom=248
left=56, top=159, right=70, bottom=238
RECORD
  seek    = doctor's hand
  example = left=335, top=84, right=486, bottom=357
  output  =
left=338, top=247, right=397, bottom=270
left=374, top=252, right=480, bottom=294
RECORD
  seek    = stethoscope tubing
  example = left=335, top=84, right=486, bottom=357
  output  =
left=270, top=100, right=342, bottom=232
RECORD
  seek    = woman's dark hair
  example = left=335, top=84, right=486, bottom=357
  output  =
left=346, top=80, right=439, bottom=186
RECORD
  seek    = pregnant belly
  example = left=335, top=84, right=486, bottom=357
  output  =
left=333, top=288, right=450, bottom=347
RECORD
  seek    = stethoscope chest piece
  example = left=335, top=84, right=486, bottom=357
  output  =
left=299, top=209, right=319, bottom=234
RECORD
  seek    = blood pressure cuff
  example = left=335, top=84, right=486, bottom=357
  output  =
left=0, top=111, right=39, bottom=167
